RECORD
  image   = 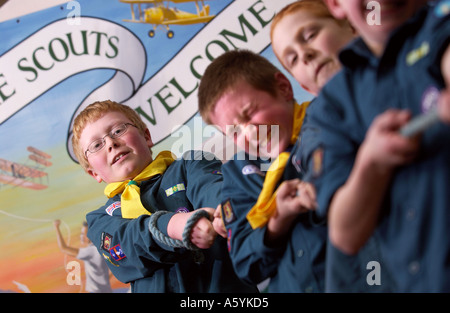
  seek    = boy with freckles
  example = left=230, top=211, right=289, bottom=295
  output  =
left=71, top=100, right=257, bottom=293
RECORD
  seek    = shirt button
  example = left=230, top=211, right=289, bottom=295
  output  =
left=408, top=261, right=420, bottom=275
left=297, top=249, right=304, bottom=258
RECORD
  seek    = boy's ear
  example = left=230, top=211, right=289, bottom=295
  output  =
left=144, top=128, right=154, bottom=148
left=87, top=168, right=103, bottom=183
left=274, top=72, right=294, bottom=101
left=324, top=0, right=347, bottom=20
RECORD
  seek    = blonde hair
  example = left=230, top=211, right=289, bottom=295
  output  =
left=198, top=49, right=281, bottom=125
left=72, top=100, right=148, bottom=170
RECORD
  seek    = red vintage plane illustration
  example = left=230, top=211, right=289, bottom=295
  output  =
left=0, top=146, right=52, bottom=190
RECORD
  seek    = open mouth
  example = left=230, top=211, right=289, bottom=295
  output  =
left=112, top=152, right=129, bottom=165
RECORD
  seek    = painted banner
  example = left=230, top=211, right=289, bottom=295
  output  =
left=0, top=0, right=312, bottom=293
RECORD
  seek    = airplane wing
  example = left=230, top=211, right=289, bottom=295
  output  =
left=161, top=15, right=214, bottom=25
left=0, top=159, right=47, bottom=178
left=29, top=155, right=53, bottom=167
left=0, top=174, right=47, bottom=190
left=27, top=146, right=52, bottom=159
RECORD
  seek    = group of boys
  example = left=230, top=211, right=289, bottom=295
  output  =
left=71, top=0, right=450, bottom=293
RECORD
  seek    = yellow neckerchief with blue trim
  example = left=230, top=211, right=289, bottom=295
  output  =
left=104, top=150, right=176, bottom=219
left=246, top=101, right=310, bottom=229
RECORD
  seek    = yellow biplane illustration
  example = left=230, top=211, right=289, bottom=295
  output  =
left=0, top=146, right=52, bottom=190
left=119, top=0, right=215, bottom=38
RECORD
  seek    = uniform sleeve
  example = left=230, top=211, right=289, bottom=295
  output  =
left=86, top=198, right=188, bottom=284
left=301, top=76, right=362, bottom=218
left=220, top=159, right=284, bottom=285
left=182, top=150, right=224, bottom=209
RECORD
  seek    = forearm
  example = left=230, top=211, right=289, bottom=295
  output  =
left=86, top=210, right=188, bottom=283
left=54, top=227, right=79, bottom=257
left=328, top=150, right=393, bottom=255
left=167, top=212, right=190, bottom=241
left=265, top=211, right=297, bottom=246
left=166, top=209, right=216, bottom=249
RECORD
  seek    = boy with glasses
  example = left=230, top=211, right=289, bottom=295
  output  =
left=71, top=100, right=257, bottom=293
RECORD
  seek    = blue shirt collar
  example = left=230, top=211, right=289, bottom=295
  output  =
left=338, top=3, right=430, bottom=70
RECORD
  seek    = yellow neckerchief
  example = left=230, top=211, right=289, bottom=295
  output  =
left=246, top=101, right=310, bottom=229
left=104, top=150, right=176, bottom=219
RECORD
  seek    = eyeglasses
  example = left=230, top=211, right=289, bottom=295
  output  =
left=84, top=123, right=136, bottom=158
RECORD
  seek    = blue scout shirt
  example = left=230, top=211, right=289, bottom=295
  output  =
left=300, top=1, right=450, bottom=292
left=86, top=150, right=257, bottom=293
left=293, top=118, right=395, bottom=293
left=220, top=145, right=327, bottom=293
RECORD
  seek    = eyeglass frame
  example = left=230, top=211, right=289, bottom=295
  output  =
left=84, top=123, right=136, bottom=159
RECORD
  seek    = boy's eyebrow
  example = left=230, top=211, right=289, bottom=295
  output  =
left=289, top=21, right=320, bottom=47
left=238, top=101, right=256, bottom=122
left=280, top=26, right=305, bottom=60
left=294, top=25, right=307, bottom=41
left=241, top=101, right=252, bottom=114
left=87, top=120, right=127, bottom=141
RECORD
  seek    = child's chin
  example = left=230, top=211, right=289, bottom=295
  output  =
left=257, top=146, right=281, bottom=160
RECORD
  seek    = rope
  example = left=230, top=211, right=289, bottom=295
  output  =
left=0, top=210, right=71, bottom=244
left=0, top=209, right=53, bottom=223
left=182, top=209, right=210, bottom=250
left=148, top=211, right=185, bottom=248
left=148, top=209, right=211, bottom=250
left=0, top=210, right=71, bottom=251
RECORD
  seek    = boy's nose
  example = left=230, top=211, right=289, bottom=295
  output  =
left=301, top=48, right=316, bottom=64
left=105, top=136, right=120, bottom=151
